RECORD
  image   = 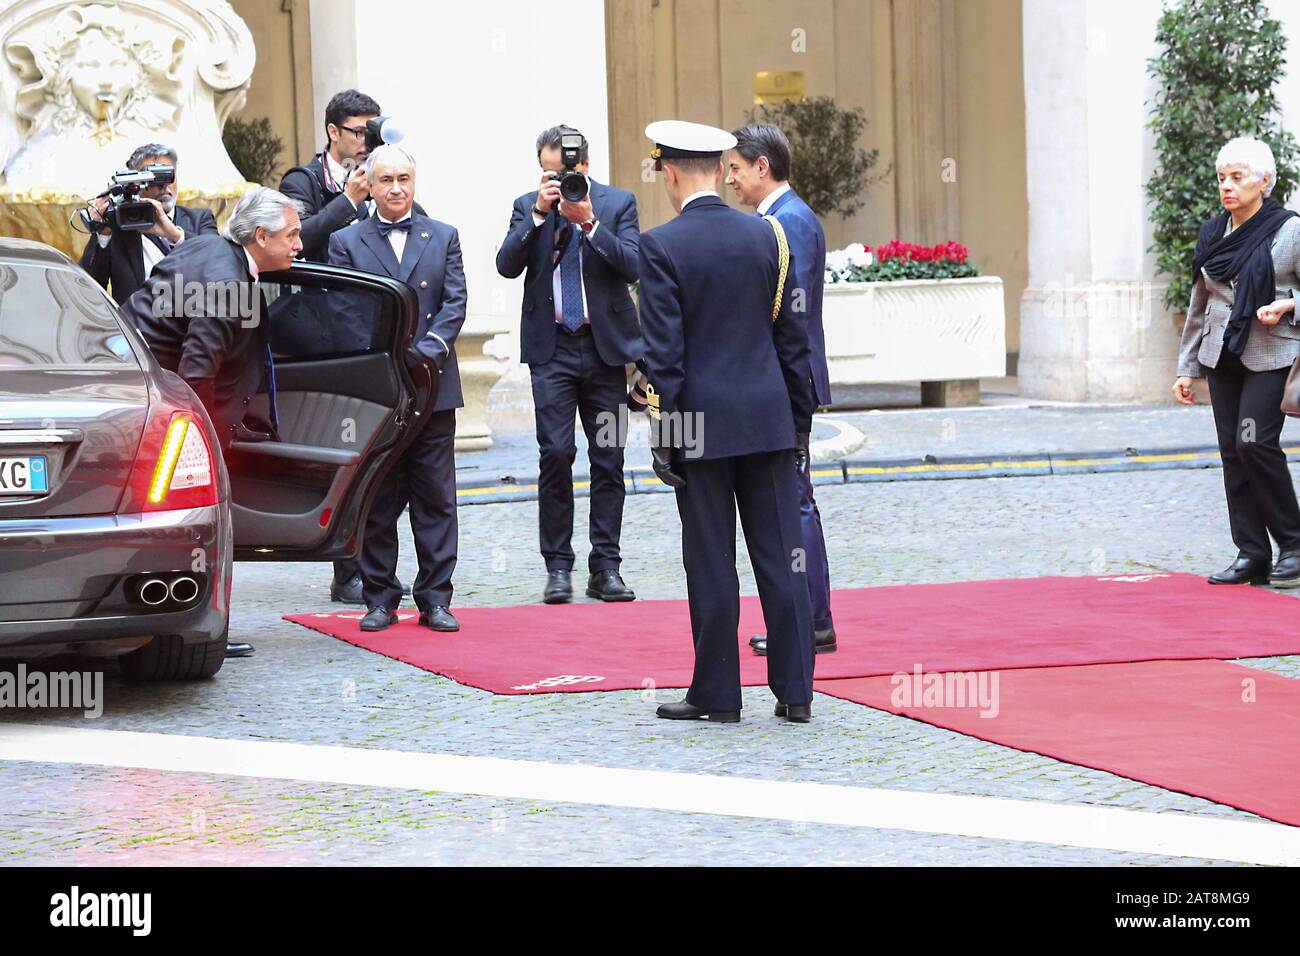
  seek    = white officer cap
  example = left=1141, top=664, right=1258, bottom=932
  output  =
left=645, top=120, right=737, bottom=170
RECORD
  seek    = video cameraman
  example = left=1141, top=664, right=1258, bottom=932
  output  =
left=78, top=144, right=218, bottom=305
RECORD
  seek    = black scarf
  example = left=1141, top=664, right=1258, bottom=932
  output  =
left=1192, top=197, right=1298, bottom=355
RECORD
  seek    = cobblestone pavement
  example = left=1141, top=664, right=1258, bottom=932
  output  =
left=458, top=397, right=1300, bottom=497
left=3, top=462, right=1298, bottom=865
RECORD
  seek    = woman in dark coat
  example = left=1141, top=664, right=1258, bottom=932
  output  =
left=1174, top=137, right=1300, bottom=587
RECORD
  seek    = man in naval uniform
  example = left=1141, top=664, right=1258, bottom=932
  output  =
left=637, top=120, right=818, bottom=724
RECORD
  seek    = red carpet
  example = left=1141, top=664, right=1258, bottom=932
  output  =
left=285, top=573, right=1300, bottom=694
left=814, top=659, right=1300, bottom=827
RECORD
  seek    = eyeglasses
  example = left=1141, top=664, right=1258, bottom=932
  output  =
left=335, top=124, right=367, bottom=139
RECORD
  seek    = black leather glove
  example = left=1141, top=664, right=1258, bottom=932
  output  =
left=651, top=445, right=685, bottom=489
left=795, top=431, right=810, bottom=474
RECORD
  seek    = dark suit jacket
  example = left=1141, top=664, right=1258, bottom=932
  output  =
left=123, top=235, right=273, bottom=445
left=280, top=152, right=427, bottom=263
left=328, top=212, right=467, bottom=412
left=280, top=153, right=366, bottom=263
left=78, top=204, right=219, bottom=305
left=638, top=194, right=814, bottom=461
left=767, top=188, right=832, bottom=407
left=495, top=179, right=642, bottom=367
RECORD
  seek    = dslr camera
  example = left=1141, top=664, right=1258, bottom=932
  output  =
left=81, top=165, right=175, bottom=232
left=547, top=127, right=589, bottom=203
left=364, top=115, right=406, bottom=153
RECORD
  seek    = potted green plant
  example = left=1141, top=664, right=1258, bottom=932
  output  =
left=748, top=96, right=888, bottom=219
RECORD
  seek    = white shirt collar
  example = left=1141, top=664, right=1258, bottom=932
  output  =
left=377, top=209, right=413, bottom=225
left=244, top=248, right=259, bottom=282
left=756, top=181, right=792, bottom=216
left=681, top=189, right=718, bottom=211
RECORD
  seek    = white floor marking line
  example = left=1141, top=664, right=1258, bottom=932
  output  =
left=0, top=723, right=1294, bottom=865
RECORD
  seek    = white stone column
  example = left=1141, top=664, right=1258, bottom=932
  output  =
left=1018, top=0, right=1181, bottom=402
left=308, top=0, right=358, bottom=131
left=349, top=0, right=611, bottom=446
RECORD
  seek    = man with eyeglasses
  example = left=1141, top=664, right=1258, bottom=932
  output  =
left=279, top=89, right=381, bottom=265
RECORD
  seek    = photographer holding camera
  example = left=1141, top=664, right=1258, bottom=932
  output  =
left=496, top=125, right=643, bottom=606
left=78, top=144, right=218, bottom=305
left=279, top=89, right=380, bottom=264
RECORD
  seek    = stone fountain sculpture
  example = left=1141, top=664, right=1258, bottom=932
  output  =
left=0, top=0, right=255, bottom=255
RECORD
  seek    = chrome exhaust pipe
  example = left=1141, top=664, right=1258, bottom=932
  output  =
left=138, top=579, right=169, bottom=606
left=168, top=576, right=199, bottom=604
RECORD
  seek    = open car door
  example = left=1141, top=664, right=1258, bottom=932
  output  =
left=229, top=261, right=436, bottom=560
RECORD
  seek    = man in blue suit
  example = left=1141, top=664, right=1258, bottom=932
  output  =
left=328, top=145, right=467, bottom=633
left=496, top=126, right=642, bottom=605
left=726, top=123, right=837, bottom=658
left=638, top=120, right=817, bottom=724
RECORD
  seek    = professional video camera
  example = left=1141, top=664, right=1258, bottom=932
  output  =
left=547, top=127, right=589, bottom=203
left=364, top=115, right=406, bottom=153
left=79, top=165, right=175, bottom=232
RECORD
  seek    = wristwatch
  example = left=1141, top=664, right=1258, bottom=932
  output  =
left=580, top=218, right=597, bottom=234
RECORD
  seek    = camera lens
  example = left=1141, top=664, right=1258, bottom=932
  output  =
left=116, top=200, right=157, bottom=231
left=560, top=171, right=588, bottom=203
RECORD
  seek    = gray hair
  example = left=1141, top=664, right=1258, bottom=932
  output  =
left=1216, top=137, right=1277, bottom=197
left=365, top=144, right=417, bottom=183
left=126, top=143, right=177, bottom=170
left=223, top=186, right=303, bottom=245
left=536, top=125, right=588, bottom=164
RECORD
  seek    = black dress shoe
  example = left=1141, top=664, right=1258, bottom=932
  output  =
left=773, top=702, right=812, bottom=722
left=359, top=607, right=397, bottom=631
left=1269, top=551, right=1300, bottom=588
left=656, top=700, right=740, bottom=722
left=586, top=570, right=636, bottom=602
left=753, top=627, right=838, bottom=657
left=543, top=570, right=573, bottom=604
left=333, top=575, right=408, bottom=603
left=1208, top=557, right=1271, bottom=586
left=225, top=642, right=255, bottom=658
left=331, top=573, right=366, bottom=605
left=419, top=606, right=460, bottom=632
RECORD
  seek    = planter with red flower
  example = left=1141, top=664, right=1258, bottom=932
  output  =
left=821, top=240, right=1006, bottom=406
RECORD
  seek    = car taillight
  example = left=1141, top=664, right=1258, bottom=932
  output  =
left=125, top=407, right=219, bottom=513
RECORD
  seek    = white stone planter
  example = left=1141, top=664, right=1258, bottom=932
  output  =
left=821, top=276, right=1007, bottom=402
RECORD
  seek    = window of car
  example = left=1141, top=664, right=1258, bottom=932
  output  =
left=262, top=280, right=397, bottom=361
left=0, top=264, right=136, bottom=368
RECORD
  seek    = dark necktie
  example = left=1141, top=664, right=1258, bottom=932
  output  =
left=377, top=218, right=411, bottom=238
left=558, top=224, right=584, bottom=332
left=146, top=233, right=171, bottom=255
left=259, top=290, right=278, bottom=429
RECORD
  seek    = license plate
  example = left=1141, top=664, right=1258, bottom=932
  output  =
left=0, top=457, right=47, bottom=495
